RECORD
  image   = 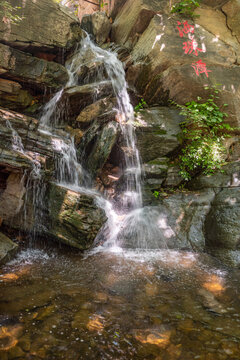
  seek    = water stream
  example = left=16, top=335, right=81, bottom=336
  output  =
left=38, top=33, right=143, bottom=249
left=1, top=247, right=240, bottom=359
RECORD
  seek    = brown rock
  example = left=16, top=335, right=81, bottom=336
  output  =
left=0, top=0, right=83, bottom=59
left=0, top=43, right=68, bottom=90
left=0, top=78, right=33, bottom=110
left=76, top=97, right=116, bottom=126
left=111, top=0, right=170, bottom=47
left=194, top=6, right=240, bottom=63
left=222, top=0, right=240, bottom=44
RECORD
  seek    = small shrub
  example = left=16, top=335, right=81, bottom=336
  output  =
left=134, top=99, right=147, bottom=113
left=171, top=0, right=201, bottom=17
left=172, top=85, right=233, bottom=181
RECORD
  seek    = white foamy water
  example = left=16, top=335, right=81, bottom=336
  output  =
left=7, top=249, right=54, bottom=266
left=37, top=33, right=146, bottom=249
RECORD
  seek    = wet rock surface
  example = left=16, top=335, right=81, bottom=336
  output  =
left=0, top=232, right=18, bottom=265
left=45, top=183, right=107, bottom=250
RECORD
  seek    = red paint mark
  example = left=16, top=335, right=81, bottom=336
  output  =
left=191, top=60, right=211, bottom=77
left=183, top=39, right=203, bottom=56
left=177, top=21, right=195, bottom=38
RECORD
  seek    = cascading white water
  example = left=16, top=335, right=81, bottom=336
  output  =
left=6, top=119, right=25, bottom=154
left=65, top=35, right=143, bottom=210
left=38, top=34, right=158, bottom=250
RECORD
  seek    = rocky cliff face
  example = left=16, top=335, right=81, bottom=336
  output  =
left=1, top=0, right=240, bottom=267
left=110, top=0, right=240, bottom=266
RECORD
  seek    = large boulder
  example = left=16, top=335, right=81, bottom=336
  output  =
left=76, top=97, right=116, bottom=128
left=194, top=6, right=240, bottom=62
left=86, top=121, right=120, bottom=177
left=120, top=189, right=215, bottom=251
left=45, top=183, right=107, bottom=249
left=205, top=187, right=240, bottom=267
left=189, top=161, right=240, bottom=190
left=0, top=232, right=18, bottom=265
left=222, top=0, right=240, bottom=44
left=0, top=0, right=83, bottom=60
left=134, top=107, right=182, bottom=162
left=62, top=81, right=113, bottom=123
left=0, top=43, right=68, bottom=90
left=111, top=0, right=169, bottom=47
left=124, top=6, right=240, bottom=126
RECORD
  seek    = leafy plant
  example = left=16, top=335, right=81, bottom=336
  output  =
left=134, top=99, right=147, bottom=113
left=0, top=1, right=22, bottom=24
left=153, top=190, right=160, bottom=199
left=172, top=85, right=233, bottom=181
left=171, top=0, right=201, bottom=17
left=99, top=0, right=108, bottom=9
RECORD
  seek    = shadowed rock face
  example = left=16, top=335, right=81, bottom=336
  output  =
left=0, top=43, right=68, bottom=91
left=0, top=0, right=83, bottom=61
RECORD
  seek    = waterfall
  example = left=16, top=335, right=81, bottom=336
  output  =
left=38, top=33, right=145, bottom=249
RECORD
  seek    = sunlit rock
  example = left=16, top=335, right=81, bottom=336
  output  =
left=0, top=0, right=83, bottom=60
left=87, top=314, right=105, bottom=332
left=81, top=12, right=111, bottom=45
left=0, top=232, right=18, bottom=265
left=135, top=327, right=172, bottom=348
left=45, top=183, right=107, bottom=250
left=111, top=0, right=170, bottom=47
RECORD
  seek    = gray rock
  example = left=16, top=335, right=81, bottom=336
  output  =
left=0, top=43, right=68, bottom=90
left=205, top=187, right=240, bottom=250
left=190, top=161, right=240, bottom=190
left=81, top=12, right=111, bottom=45
left=87, top=121, right=120, bottom=177
left=0, top=0, right=83, bottom=58
left=119, top=189, right=214, bottom=250
left=163, top=166, right=183, bottom=188
left=159, top=189, right=215, bottom=251
left=76, top=97, right=116, bottom=127
left=111, top=0, right=169, bottom=47
left=0, top=232, right=18, bottom=265
left=134, top=106, right=182, bottom=162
